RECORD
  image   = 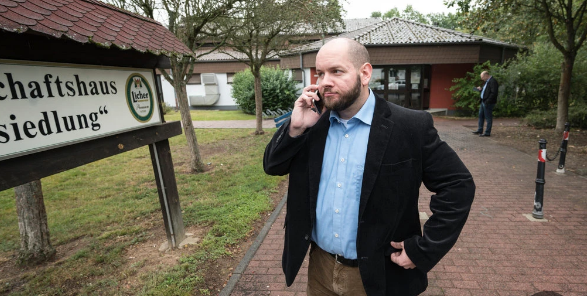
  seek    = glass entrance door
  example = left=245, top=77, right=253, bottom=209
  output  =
left=369, top=65, right=427, bottom=110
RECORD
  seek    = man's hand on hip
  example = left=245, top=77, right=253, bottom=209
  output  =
left=390, top=241, right=416, bottom=269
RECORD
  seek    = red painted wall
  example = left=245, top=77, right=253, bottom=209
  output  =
left=430, top=64, right=475, bottom=110
left=310, top=67, right=318, bottom=85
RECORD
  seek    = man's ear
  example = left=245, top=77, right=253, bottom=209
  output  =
left=359, top=63, right=372, bottom=86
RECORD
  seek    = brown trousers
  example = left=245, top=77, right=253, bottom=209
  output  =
left=307, top=244, right=368, bottom=296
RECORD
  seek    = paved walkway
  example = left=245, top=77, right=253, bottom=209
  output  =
left=192, top=119, right=277, bottom=129
left=220, top=118, right=587, bottom=296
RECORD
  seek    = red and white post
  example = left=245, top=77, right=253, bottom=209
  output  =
left=556, top=122, right=570, bottom=174
left=532, top=139, right=547, bottom=219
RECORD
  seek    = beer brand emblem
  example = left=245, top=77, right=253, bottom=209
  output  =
left=125, top=73, right=154, bottom=122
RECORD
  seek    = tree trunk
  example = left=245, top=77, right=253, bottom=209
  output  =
left=174, top=79, right=205, bottom=172
left=14, top=180, right=56, bottom=265
left=253, top=70, right=264, bottom=135
left=555, top=55, right=574, bottom=133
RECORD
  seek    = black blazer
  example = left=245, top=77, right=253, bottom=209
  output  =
left=482, top=76, right=499, bottom=104
left=263, top=96, right=475, bottom=296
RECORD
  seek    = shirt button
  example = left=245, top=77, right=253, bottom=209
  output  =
left=340, top=158, right=345, bottom=162
left=335, top=209, right=339, bottom=213
left=337, top=183, right=342, bottom=188
left=334, top=233, right=339, bottom=238
left=345, top=134, right=349, bottom=138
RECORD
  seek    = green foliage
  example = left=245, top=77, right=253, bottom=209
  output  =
left=161, top=102, right=174, bottom=115
left=164, top=110, right=256, bottom=122
left=427, top=12, right=462, bottom=30
left=449, top=61, right=499, bottom=116
left=383, top=7, right=401, bottom=19
left=496, top=42, right=586, bottom=114
left=232, top=66, right=298, bottom=114
left=381, top=5, right=427, bottom=23
left=568, top=103, right=588, bottom=129
left=450, top=43, right=587, bottom=118
left=397, top=5, right=428, bottom=23
left=373, top=5, right=463, bottom=30
left=446, top=0, right=586, bottom=131
left=523, top=109, right=558, bottom=129
left=445, top=0, right=586, bottom=47
left=526, top=102, right=588, bottom=129
left=0, top=124, right=286, bottom=295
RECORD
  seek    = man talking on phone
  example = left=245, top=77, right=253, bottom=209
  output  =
left=263, top=38, right=475, bottom=296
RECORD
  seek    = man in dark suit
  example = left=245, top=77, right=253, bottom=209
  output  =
left=263, top=38, right=475, bottom=296
left=473, top=71, right=499, bottom=137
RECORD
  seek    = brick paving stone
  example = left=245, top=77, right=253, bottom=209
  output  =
left=468, top=290, right=500, bottom=296
left=441, top=288, right=472, bottom=296
left=228, top=118, right=587, bottom=296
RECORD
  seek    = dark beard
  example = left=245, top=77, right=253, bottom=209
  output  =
left=324, top=75, right=362, bottom=112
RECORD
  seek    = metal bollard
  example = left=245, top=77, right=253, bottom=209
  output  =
left=556, top=122, right=570, bottom=174
left=532, top=139, right=547, bottom=219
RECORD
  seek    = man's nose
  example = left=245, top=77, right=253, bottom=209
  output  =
left=320, top=74, right=334, bottom=87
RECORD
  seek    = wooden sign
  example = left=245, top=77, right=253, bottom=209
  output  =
left=1, top=60, right=161, bottom=161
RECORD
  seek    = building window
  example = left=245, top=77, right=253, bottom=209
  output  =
left=369, top=65, right=430, bottom=110
left=227, top=73, right=235, bottom=84
left=292, top=69, right=303, bottom=82
left=187, top=74, right=201, bottom=85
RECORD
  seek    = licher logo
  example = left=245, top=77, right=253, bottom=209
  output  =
left=125, top=73, right=154, bottom=123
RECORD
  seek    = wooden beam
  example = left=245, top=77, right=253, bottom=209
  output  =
left=149, top=139, right=186, bottom=248
left=0, top=122, right=182, bottom=191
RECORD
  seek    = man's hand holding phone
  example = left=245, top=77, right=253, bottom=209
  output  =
left=289, top=84, right=324, bottom=137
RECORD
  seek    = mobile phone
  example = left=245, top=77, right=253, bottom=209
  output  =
left=312, top=87, right=324, bottom=115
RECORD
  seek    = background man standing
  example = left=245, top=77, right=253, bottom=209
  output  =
left=474, top=71, right=499, bottom=137
left=263, top=38, right=475, bottom=296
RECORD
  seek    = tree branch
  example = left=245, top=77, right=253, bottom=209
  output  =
left=541, top=0, right=567, bottom=53
left=574, top=27, right=587, bottom=52
left=158, top=67, right=174, bottom=85
left=572, top=0, right=587, bottom=32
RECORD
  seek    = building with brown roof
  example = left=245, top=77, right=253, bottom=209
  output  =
left=160, top=17, right=521, bottom=113
left=159, top=18, right=379, bottom=110
left=280, top=18, right=521, bottom=113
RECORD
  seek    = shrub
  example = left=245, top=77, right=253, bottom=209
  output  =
left=161, top=102, right=174, bottom=115
left=232, top=66, right=298, bottom=115
left=449, top=61, right=501, bottom=116
left=568, top=103, right=587, bottom=130
left=450, top=43, right=587, bottom=118
left=523, top=104, right=587, bottom=130
left=523, top=109, right=558, bottom=129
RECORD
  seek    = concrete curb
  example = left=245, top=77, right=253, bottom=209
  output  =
left=218, top=192, right=288, bottom=296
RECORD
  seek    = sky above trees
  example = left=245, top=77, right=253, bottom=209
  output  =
left=342, top=0, right=457, bottom=18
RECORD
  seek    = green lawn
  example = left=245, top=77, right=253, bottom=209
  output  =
left=0, top=126, right=284, bottom=295
left=163, top=110, right=256, bottom=122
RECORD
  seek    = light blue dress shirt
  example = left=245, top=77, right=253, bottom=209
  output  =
left=481, top=78, right=489, bottom=99
left=312, top=90, right=375, bottom=259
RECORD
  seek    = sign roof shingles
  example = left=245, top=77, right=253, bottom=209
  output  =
left=0, top=0, right=193, bottom=58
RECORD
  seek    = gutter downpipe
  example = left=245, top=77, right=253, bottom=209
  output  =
left=300, top=52, right=305, bottom=86
left=501, top=46, right=505, bottom=63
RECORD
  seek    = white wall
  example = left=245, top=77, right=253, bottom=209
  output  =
left=161, top=70, right=313, bottom=109
left=292, top=68, right=313, bottom=96
left=159, top=73, right=238, bottom=109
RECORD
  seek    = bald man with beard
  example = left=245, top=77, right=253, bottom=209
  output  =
left=264, top=38, right=475, bottom=296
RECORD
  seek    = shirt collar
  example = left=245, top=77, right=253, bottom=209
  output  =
left=329, top=89, right=375, bottom=126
